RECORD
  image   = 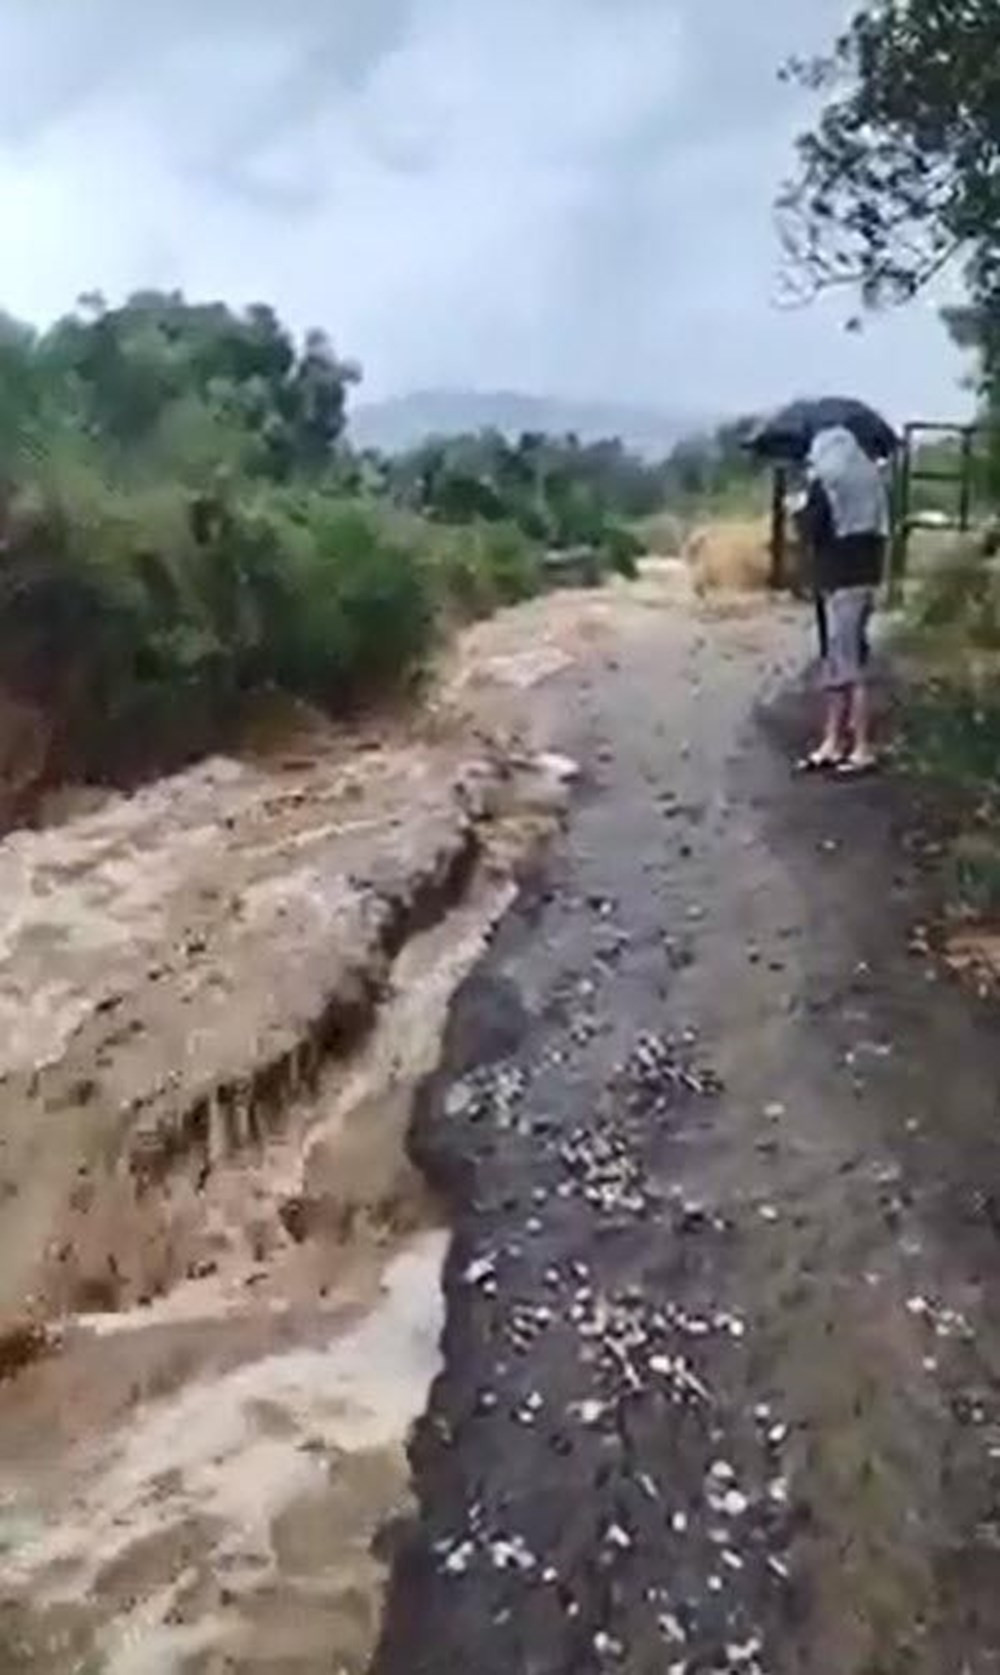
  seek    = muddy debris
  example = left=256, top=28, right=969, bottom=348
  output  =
left=0, top=1322, right=56, bottom=1386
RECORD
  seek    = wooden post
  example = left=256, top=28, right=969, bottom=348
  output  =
left=888, top=431, right=913, bottom=604
left=959, top=426, right=974, bottom=531
left=769, top=466, right=787, bottom=591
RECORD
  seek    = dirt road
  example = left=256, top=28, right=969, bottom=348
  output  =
left=2, top=570, right=1000, bottom=1672
left=374, top=591, right=1000, bottom=1675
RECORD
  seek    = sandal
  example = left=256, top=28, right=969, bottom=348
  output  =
left=835, top=754, right=879, bottom=778
left=794, top=749, right=843, bottom=775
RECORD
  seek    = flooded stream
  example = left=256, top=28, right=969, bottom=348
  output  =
left=0, top=591, right=604, bottom=1673
left=0, top=874, right=518, bottom=1674
left=2, top=1233, right=447, bottom=1675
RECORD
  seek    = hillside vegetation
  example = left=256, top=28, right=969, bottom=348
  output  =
left=0, top=291, right=765, bottom=806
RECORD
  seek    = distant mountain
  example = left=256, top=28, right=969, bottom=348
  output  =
left=349, top=389, right=704, bottom=460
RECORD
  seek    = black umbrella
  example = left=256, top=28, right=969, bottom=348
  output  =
left=747, top=397, right=898, bottom=463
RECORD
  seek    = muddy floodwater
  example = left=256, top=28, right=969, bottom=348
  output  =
left=2, top=1231, right=446, bottom=1673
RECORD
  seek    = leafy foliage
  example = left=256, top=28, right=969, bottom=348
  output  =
left=938, top=306, right=1000, bottom=500
left=0, top=292, right=360, bottom=494
left=0, top=470, right=437, bottom=776
left=780, top=1, right=1000, bottom=522
left=382, top=427, right=667, bottom=560
left=780, top=1, right=1000, bottom=330
left=0, top=289, right=712, bottom=794
left=422, top=521, right=544, bottom=618
left=906, top=538, right=1000, bottom=643
left=657, top=419, right=763, bottom=510
left=0, top=294, right=421, bottom=784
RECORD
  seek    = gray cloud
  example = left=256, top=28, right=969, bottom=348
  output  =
left=0, top=0, right=966, bottom=423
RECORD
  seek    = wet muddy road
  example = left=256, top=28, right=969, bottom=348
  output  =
left=375, top=605, right=1000, bottom=1675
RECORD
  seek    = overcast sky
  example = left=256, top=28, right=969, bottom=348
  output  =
left=0, top=0, right=970, bottom=424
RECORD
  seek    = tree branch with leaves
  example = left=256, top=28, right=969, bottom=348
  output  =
left=779, top=0, right=1000, bottom=383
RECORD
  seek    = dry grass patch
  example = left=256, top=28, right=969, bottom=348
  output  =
left=683, top=519, right=773, bottom=596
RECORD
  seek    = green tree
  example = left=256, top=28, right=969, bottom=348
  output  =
left=660, top=419, right=760, bottom=506
left=385, top=426, right=669, bottom=550
left=0, top=314, right=40, bottom=463
left=779, top=0, right=1000, bottom=371
left=288, top=328, right=361, bottom=474
left=32, top=293, right=360, bottom=481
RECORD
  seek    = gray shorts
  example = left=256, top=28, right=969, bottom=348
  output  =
left=817, top=586, right=875, bottom=689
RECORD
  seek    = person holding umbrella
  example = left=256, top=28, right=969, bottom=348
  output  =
left=796, top=425, right=890, bottom=775
left=749, top=397, right=897, bottom=466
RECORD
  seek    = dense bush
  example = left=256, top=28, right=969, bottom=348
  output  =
left=904, top=539, right=1000, bottom=650
left=0, top=465, right=438, bottom=775
left=253, top=492, right=436, bottom=698
left=599, top=524, right=645, bottom=580
left=422, top=520, right=543, bottom=619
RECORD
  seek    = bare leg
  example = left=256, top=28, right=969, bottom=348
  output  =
left=813, top=688, right=849, bottom=763
left=847, top=682, right=875, bottom=765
